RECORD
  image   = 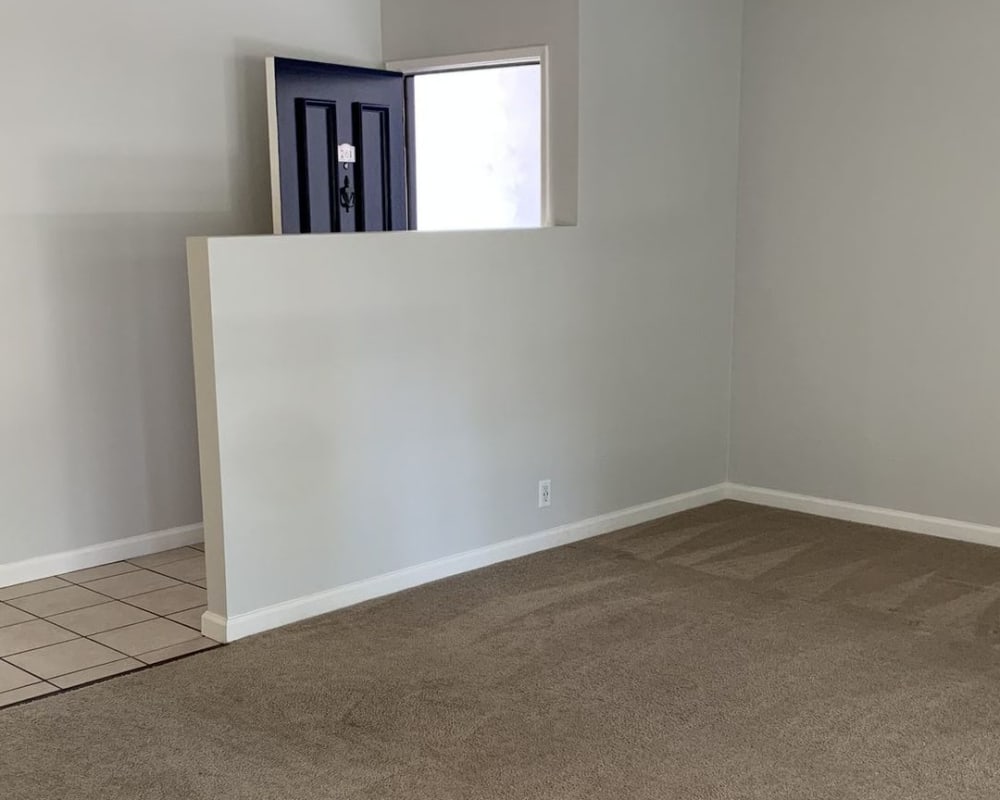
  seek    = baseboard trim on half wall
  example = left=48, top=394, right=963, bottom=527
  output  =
left=208, top=483, right=729, bottom=643
left=0, top=523, right=205, bottom=589
left=725, top=484, right=1000, bottom=549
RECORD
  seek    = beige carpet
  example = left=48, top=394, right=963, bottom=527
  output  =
left=5, top=501, right=1000, bottom=799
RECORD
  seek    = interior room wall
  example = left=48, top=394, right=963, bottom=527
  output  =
left=380, top=0, right=581, bottom=226
left=0, top=0, right=383, bottom=569
left=731, top=0, right=1000, bottom=525
left=192, top=0, right=744, bottom=630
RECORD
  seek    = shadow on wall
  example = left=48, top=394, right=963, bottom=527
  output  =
left=1, top=45, right=297, bottom=561
left=9, top=210, right=235, bottom=554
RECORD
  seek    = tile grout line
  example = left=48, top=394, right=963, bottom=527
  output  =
left=75, top=569, right=205, bottom=601
left=3, top=620, right=216, bottom=682
left=122, top=548, right=205, bottom=571
left=1, top=634, right=216, bottom=686
left=128, top=560, right=209, bottom=586
left=0, top=550, right=214, bottom=697
left=3, top=631, right=220, bottom=685
left=49, top=660, right=138, bottom=689
left=1, top=641, right=132, bottom=679
left=115, top=578, right=209, bottom=609
left=0, top=580, right=74, bottom=603
left=1, top=612, right=192, bottom=661
left=0, top=607, right=42, bottom=632
left=2, top=579, right=208, bottom=655
left=0, top=679, right=60, bottom=701
left=0, top=643, right=221, bottom=713
left=118, top=598, right=206, bottom=615
left=0, top=658, right=50, bottom=684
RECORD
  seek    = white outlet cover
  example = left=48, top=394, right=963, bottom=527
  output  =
left=538, top=480, right=552, bottom=508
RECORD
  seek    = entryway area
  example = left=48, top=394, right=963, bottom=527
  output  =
left=0, top=546, right=217, bottom=708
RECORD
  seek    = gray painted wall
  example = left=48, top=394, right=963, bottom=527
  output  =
left=731, top=0, right=1000, bottom=525
left=194, top=0, right=744, bottom=618
left=0, top=0, right=383, bottom=565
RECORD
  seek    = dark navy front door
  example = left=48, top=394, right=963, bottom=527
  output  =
left=267, top=57, right=407, bottom=234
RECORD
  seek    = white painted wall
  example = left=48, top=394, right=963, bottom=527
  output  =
left=731, top=0, right=1000, bottom=525
left=0, top=1, right=382, bottom=567
left=192, top=0, right=744, bottom=628
left=381, top=0, right=580, bottom=226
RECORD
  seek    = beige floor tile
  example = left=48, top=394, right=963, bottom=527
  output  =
left=50, top=658, right=144, bottom=689
left=137, top=637, right=217, bottom=665
left=0, top=604, right=34, bottom=629
left=92, top=618, right=200, bottom=657
left=166, top=606, right=207, bottom=631
left=0, top=660, right=41, bottom=692
left=6, top=638, right=123, bottom=680
left=193, top=579, right=208, bottom=588
left=83, top=570, right=179, bottom=599
left=0, top=682, right=58, bottom=708
left=48, top=602, right=155, bottom=637
left=0, top=620, right=78, bottom=657
left=0, top=577, right=71, bottom=602
left=127, top=584, right=206, bottom=616
left=7, top=586, right=108, bottom=618
left=59, top=562, right=139, bottom=584
left=128, top=547, right=202, bottom=569
left=190, top=543, right=205, bottom=552
left=151, top=556, right=206, bottom=583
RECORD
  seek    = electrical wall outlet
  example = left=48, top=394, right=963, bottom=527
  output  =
left=538, top=479, right=552, bottom=508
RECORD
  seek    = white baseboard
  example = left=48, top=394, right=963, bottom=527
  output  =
left=0, top=523, right=205, bottom=589
left=725, top=483, right=1000, bottom=548
left=210, top=484, right=728, bottom=643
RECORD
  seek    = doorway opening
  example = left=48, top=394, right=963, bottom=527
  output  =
left=395, top=49, right=548, bottom=231
left=266, top=48, right=551, bottom=235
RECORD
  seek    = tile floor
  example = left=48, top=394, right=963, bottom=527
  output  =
left=0, top=544, right=218, bottom=709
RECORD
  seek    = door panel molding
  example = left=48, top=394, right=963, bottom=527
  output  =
left=266, top=57, right=406, bottom=235
left=294, top=99, right=341, bottom=233
left=354, top=103, right=392, bottom=232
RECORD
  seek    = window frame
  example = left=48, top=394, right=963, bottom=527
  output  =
left=386, top=47, right=552, bottom=230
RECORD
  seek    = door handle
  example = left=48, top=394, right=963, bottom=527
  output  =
left=339, top=175, right=356, bottom=212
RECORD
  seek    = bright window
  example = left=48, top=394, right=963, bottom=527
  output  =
left=411, top=64, right=543, bottom=231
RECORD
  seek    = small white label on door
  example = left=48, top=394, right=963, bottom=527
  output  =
left=338, top=143, right=357, bottom=164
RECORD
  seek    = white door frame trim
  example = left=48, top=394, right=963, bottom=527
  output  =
left=265, top=57, right=283, bottom=234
